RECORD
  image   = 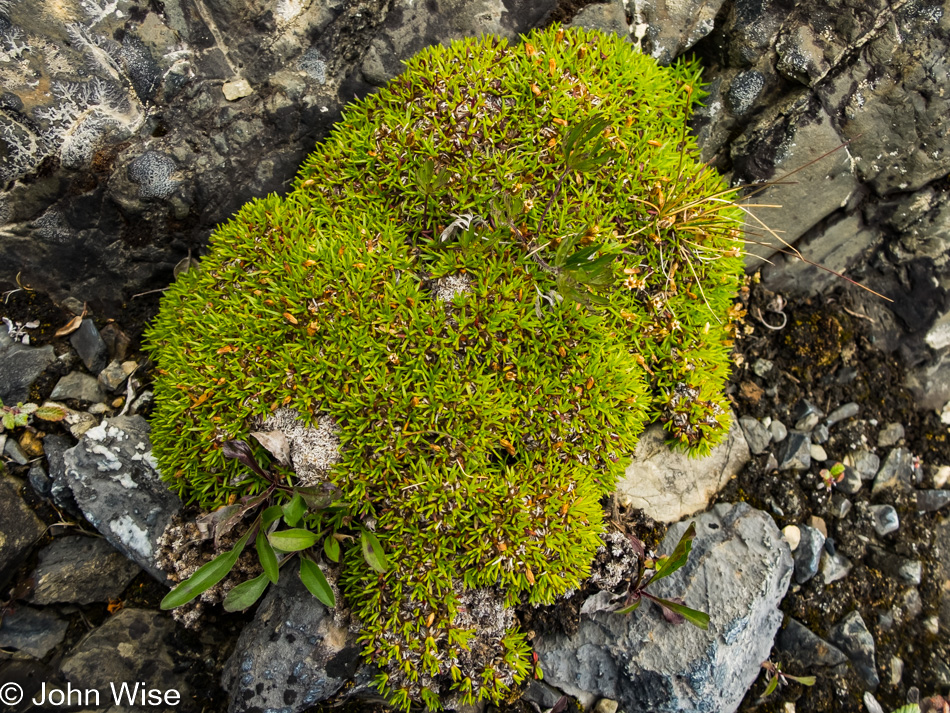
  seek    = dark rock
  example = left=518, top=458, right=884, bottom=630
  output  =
left=639, top=0, right=727, bottom=65
left=811, top=423, right=829, bottom=444
left=522, top=680, right=564, bottom=710
left=222, top=574, right=360, bottom=713
left=536, top=503, right=792, bottom=712
left=775, top=618, right=848, bottom=668
left=827, top=402, right=860, bottom=426
left=739, top=416, right=771, bottom=454
left=869, top=504, right=900, bottom=536
left=794, top=524, right=825, bottom=584
left=49, top=371, right=105, bottom=403
left=727, top=70, right=766, bottom=116
left=872, top=448, right=915, bottom=494
left=792, top=400, right=824, bottom=431
left=63, top=416, right=181, bottom=581
left=43, top=433, right=80, bottom=516
left=69, top=319, right=109, bottom=374
left=0, top=606, right=68, bottom=658
left=60, top=608, right=194, bottom=713
left=28, top=464, right=51, bottom=497
left=916, top=489, right=950, bottom=512
left=777, top=432, right=812, bottom=471
left=936, top=518, right=950, bottom=635
left=0, top=476, right=45, bottom=586
left=569, top=1, right=629, bottom=36
left=0, top=329, right=56, bottom=404
left=829, top=610, right=879, bottom=690
left=30, top=535, right=141, bottom=605
left=98, top=323, right=131, bottom=362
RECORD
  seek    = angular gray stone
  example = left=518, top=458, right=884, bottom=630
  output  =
left=43, top=433, right=81, bottom=516
left=98, top=360, right=138, bottom=393
left=0, top=329, right=56, bottom=404
left=792, top=400, right=824, bottom=431
left=222, top=574, right=361, bottom=713
left=28, top=464, right=51, bottom=498
left=869, top=504, right=899, bottom=536
left=820, top=550, right=852, bottom=585
left=827, top=402, right=860, bottom=426
left=769, top=419, right=787, bottom=444
left=851, top=449, right=880, bottom=481
left=829, top=611, right=879, bottom=690
left=617, top=415, right=750, bottom=523
left=777, top=432, right=811, bottom=471
left=877, top=423, right=905, bottom=448
left=830, top=494, right=853, bottom=519
left=569, top=1, right=629, bottom=36
left=0, top=476, right=45, bottom=585
left=4, top=436, right=28, bottom=464
left=837, top=466, right=862, bottom=495
left=868, top=547, right=922, bottom=586
left=811, top=423, right=829, bottom=444
left=61, top=608, right=193, bottom=713
left=30, top=535, right=141, bottom=605
left=872, top=448, right=915, bottom=494
left=775, top=618, right=848, bottom=668
left=63, top=416, right=181, bottom=581
left=739, top=416, right=771, bottom=455
left=0, top=606, right=68, bottom=658
left=536, top=502, right=792, bottom=712
left=916, top=489, right=950, bottom=512
left=638, top=0, right=727, bottom=65
left=70, top=319, right=109, bottom=374
left=50, top=371, right=105, bottom=403
left=794, top=524, right=825, bottom=584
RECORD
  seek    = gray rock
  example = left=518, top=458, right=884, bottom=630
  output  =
left=0, top=476, right=45, bottom=585
left=793, top=403, right=823, bottom=432
left=868, top=548, right=922, bottom=586
left=837, top=466, right=862, bottom=495
left=222, top=574, right=360, bottom=713
left=70, top=320, right=109, bottom=374
left=43, top=433, right=80, bottom=516
left=98, top=360, right=138, bottom=393
left=769, top=419, right=787, bottom=443
left=869, top=504, right=899, bottom=536
left=61, top=608, right=193, bottom=713
left=877, top=422, right=905, bottom=448
left=937, top=518, right=950, bottom=635
left=638, top=0, right=727, bottom=65
left=727, top=70, right=766, bottom=116
left=28, top=464, right=51, bottom=498
left=30, top=536, right=141, bottom=605
left=827, top=402, right=860, bottom=425
left=50, top=372, right=105, bottom=403
left=522, top=680, right=564, bottom=710
left=536, top=502, right=792, bottom=712
left=872, top=448, right=915, bottom=495
left=739, top=416, right=771, bottom=454
left=777, top=432, right=811, bottom=471
left=829, top=611, right=879, bottom=690
left=569, top=1, right=629, bottom=36
left=820, top=551, right=852, bottom=584
left=4, top=436, right=29, bottom=464
left=0, top=606, right=69, bottom=658
left=916, top=489, right=950, bottom=512
left=0, top=329, right=56, bottom=404
left=63, top=416, right=181, bottom=581
left=775, top=618, right=848, bottom=668
left=794, top=524, right=825, bottom=584
left=811, top=423, right=829, bottom=444
left=852, top=450, right=881, bottom=481
left=830, top=494, right=853, bottom=519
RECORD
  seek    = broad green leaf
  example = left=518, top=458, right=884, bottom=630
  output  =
left=649, top=595, right=709, bottom=629
left=222, top=573, right=269, bottom=612
left=34, top=405, right=67, bottom=422
left=295, top=484, right=341, bottom=511
left=651, top=521, right=697, bottom=583
left=160, top=528, right=252, bottom=609
left=283, top=493, right=306, bottom=527
left=763, top=674, right=779, bottom=697
left=299, top=557, right=335, bottom=607
left=785, top=675, right=816, bottom=687
left=18, top=403, right=37, bottom=415
left=269, top=528, right=320, bottom=552
left=262, top=505, right=284, bottom=527
left=891, top=706, right=920, bottom=713
left=256, top=530, right=279, bottom=583
left=360, top=530, right=389, bottom=573
left=324, top=535, right=341, bottom=563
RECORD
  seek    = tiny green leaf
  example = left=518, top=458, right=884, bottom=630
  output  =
left=160, top=528, right=252, bottom=609
left=616, top=598, right=642, bottom=615
left=222, top=573, right=270, bottom=611
left=269, top=528, right=320, bottom=552
left=649, top=595, right=709, bottom=629
left=361, top=530, right=389, bottom=573
left=283, top=493, right=306, bottom=527
left=763, top=674, right=779, bottom=697
left=651, top=521, right=697, bottom=583
left=299, top=557, right=335, bottom=607
left=256, top=530, right=279, bottom=583
left=324, top=535, right=341, bottom=563
left=784, top=674, right=817, bottom=687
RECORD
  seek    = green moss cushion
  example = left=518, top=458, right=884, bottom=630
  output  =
left=146, top=25, right=743, bottom=709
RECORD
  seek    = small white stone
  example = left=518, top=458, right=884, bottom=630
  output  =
left=924, top=616, right=940, bottom=635
left=782, top=524, right=802, bottom=551
left=889, top=656, right=903, bottom=686
left=593, top=699, right=619, bottom=713
left=223, top=78, right=253, bottom=101
left=810, top=444, right=828, bottom=462
left=935, top=465, right=950, bottom=488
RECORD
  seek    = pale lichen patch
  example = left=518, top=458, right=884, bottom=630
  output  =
left=260, top=408, right=341, bottom=487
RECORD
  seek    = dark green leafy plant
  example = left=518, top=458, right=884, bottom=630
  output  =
left=146, top=25, right=746, bottom=710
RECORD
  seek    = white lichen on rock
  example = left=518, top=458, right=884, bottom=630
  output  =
left=260, top=408, right=341, bottom=487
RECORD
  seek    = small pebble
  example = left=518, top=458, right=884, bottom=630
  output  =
left=88, top=403, right=109, bottom=414
left=810, top=444, right=828, bottom=462
left=765, top=452, right=779, bottom=471
left=935, top=465, right=950, bottom=488
left=794, top=525, right=825, bottom=584
left=796, top=412, right=822, bottom=432
left=223, top=77, right=254, bottom=101
left=3, top=437, right=29, bottom=464
left=878, top=422, right=905, bottom=448
left=916, top=489, right=950, bottom=512
left=783, top=703, right=796, bottom=713
left=890, top=657, right=904, bottom=686
left=811, top=424, right=829, bottom=444
left=18, top=430, right=44, bottom=457
left=593, top=699, right=619, bottom=713
left=808, top=515, right=828, bottom=538
left=837, top=466, right=862, bottom=495
left=112, top=397, right=125, bottom=409
left=869, top=504, right=899, bottom=536
left=821, top=550, right=851, bottom=584
left=827, top=402, right=860, bottom=425
left=770, top=419, right=788, bottom=443
left=924, top=616, right=940, bottom=635
left=849, top=449, right=880, bottom=480
left=753, top=358, right=774, bottom=377
left=783, top=525, right=802, bottom=551
left=830, top=494, right=852, bottom=519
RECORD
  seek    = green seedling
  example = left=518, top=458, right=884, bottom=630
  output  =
left=759, top=660, right=816, bottom=698
left=0, top=400, right=66, bottom=432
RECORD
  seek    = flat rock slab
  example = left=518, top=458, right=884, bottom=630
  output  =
left=617, top=415, right=750, bottom=523
left=30, top=535, right=141, bottom=605
left=0, top=476, right=46, bottom=585
left=222, top=574, right=362, bottom=713
left=63, top=416, right=181, bottom=581
left=536, top=502, right=792, bottom=713
left=0, top=329, right=56, bottom=404
left=0, top=605, right=68, bottom=658
left=61, top=608, right=194, bottom=713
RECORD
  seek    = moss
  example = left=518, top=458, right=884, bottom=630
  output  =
left=145, top=26, right=744, bottom=709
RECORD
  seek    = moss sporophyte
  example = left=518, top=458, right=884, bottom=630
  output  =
left=146, top=26, right=745, bottom=709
